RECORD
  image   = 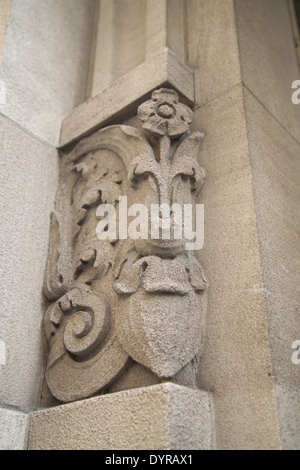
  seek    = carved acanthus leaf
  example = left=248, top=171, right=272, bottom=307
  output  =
left=43, top=212, right=66, bottom=302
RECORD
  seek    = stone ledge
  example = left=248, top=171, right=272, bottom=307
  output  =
left=59, top=48, right=195, bottom=148
left=0, top=407, right=30, bottom=450
left=28, top=383, right=214, bottom=450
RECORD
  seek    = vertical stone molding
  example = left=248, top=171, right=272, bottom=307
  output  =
left=43, top=88, right=208, bottom=404
left=60, top=0, right=193, bottom=147
left=89, top=0, right=186, bottom=99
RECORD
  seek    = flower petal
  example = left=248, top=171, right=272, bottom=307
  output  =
left=152, top=88, right=179, bottom=105
left=138, top=100, right=156, bottom=122
left=167, top=116, right=190, bottom=138
left=142, top=114, right=168, bottom=137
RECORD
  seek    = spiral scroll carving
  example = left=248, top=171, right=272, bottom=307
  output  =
left=44, top=285, right=127, bottom=402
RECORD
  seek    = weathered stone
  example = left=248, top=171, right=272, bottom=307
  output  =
left=60, top=49, right=194, bottom=147
left=235, top=0, right=300, bottom=143
left=0, top=116, right=58, bottom=410
left=43, top=89, right=208, bottom=403
left=191, top=84, right=281, bottom=450
left=0, top=407, right=30, bottom=450
left=243, top=87, right=300, bottom=450
left=186, top=0, right=241, bottom=108
left=0, top=0, right=96, bottom=146
left=28, top=383, right=214, bottom=450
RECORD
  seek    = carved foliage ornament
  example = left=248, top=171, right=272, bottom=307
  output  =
left=44, top=89, right=208, bottom=403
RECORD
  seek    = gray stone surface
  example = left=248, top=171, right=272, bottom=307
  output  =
left=235, top=0, right=300, bottom=144
left=0, top=0, right=96, bottom=146
left=191, top=85, right=280, bottom=450
left=275, top=384, right=300, bottom=450
left=0, top=407, right=30, bottom=450
left=60, top=48, right=194, bottom=147
left=187, top=0, right=241, bottom=108
left=0, top=116, right=58, bottom=409
left=167, top=385, right=214, bottom=450
left=28, top=383, right=214, bottom=450
left=244, top=87, right=300, bottom=449
left=0, top=0, right=298, bottom=452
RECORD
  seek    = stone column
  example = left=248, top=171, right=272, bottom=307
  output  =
left=234, top=0, right=300, bottom=450
left=187, top=0, right=300, bottom=450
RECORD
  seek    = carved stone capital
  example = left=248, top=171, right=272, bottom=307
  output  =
left=43, top=88, right=208, bottom=403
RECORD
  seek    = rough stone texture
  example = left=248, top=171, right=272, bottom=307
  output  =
left=235, top=0, right=300, bottom=144
left=0, top=0, right=13, bottom=60
left=232, top=0, right=300, bottom=449
left=167, top=384, right=213, bottom=450
left=185, top=0, right=300, bottom=449
left=145, top=0, right=186, bottom=61
left=90, top=0, right=186, bottom=98
left=0, top=407, right=30, bottom=450
left=295, top=0, right=300, bottom=28
left=289, top=0, right=300, bottom=66
left=90, top=0, right=147, bottom=96
left=192, top=84, right=280, bottom=450
left=1, top=0, right=298, bottom=451
left=0, top=116, right=58, bottom=409
left=0, top=0, right=96, bottom=146
left=186, top=0, right=241, bottom=108
left=28, top=383, right=214, bottom=450
left=43, top=89, right=208, bottom=403
left=244, top=88, right=300, bottom=449
left=60, top=48, right=194, bottom=147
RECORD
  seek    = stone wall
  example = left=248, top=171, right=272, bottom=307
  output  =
left=0, top=0, right=96, bottom=448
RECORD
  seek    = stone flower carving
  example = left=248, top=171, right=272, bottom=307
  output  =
left=43, top=89, right=208, bottom=403
left=138, top=88, right=193, bottom=138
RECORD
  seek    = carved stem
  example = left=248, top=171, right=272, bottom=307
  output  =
left=158, top=134, right=171, bottom=205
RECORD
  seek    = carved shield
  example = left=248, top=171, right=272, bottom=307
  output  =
left=114, top=255, right=208, bottom=377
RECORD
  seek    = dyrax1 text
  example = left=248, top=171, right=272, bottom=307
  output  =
left=105, top=454, right=193, bottom=466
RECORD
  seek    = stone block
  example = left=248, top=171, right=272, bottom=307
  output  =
left=0, top=407, right=30, bottom=450
left=0, top=116, right=58, bottom=409
left=60, top=48, right=194, bottom=147
left=28, top=384, right=214, bottom=450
